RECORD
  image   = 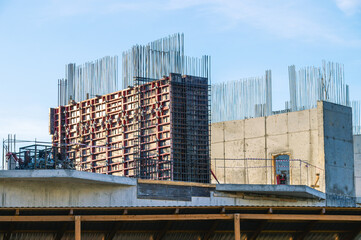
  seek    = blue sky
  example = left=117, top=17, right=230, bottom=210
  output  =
left=0, top=0, right=361, bottom=148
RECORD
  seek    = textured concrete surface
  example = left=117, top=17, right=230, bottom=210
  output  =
left=354, top=135, right=361, bottom=199
left=211, top=101, right=356, bottom=207
left=216, top=184, right=326, bottom=199
left=0, top=170, right=325, bottom=208
left=211, top=106, right=322, bottom=191
left=0, top=169, right=137, bottom=186
left=321, top=102, right=355, bottom=207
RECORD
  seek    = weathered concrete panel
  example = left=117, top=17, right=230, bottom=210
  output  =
left=224, top=120, right=244, bottom=141
left=321, top=101, right=355, bottom=206
left=216, top=184, right=326, bottom=199
left=289, top=131, right=311, bottom=160
left=310, top=108, right=318, bottom=130
left=0, top=170, right=326, bottom=208
left=224, top=140, right=244, bottom=159
left=210, top=101, right=355, bottom=207
left=266, top=113, right=288, bottom=136
left=245, top=137, right=266, bottom=158
left=353, top=135, right=361, bottom=197
left=288, top=109, right=310, bottom=133
left=211, top=142, right=224, bottom=159
left=245, top=117, right=265, bottom=138
left=266, top=134, right=289, bottom=157
left=211, top=122, right=224, bottom=143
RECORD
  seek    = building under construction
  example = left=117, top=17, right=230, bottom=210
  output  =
left=49, top=73, right=210, bottom=183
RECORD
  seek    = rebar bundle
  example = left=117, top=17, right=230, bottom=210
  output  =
left=211, top=70, right=272, bottom=123
left=122, top=33, right=211, bottom=89
left=288, top=60, right=349, bottom=112
left=58, top=56, right=118, bottom=105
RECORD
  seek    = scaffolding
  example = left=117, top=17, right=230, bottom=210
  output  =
left=2, top=135, right=72, bottom=170
left=170, top=74, right=210, bottom=183
left=50, top=73, right=210, bottom=183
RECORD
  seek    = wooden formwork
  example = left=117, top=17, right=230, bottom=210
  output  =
left=50, top=74, right=210, bottom=182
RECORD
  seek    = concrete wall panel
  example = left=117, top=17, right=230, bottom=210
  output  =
left=225, top=140, right=244, bottom=159
left=245, top=137, right=266, bottom=159
left=224, top=120, right=244, bottom=141
left=266, top=134, right=289, bottom=157
left=211, top=122, right=224, bottom=144
left=245, top=118, right=265, bottom=138
left=266, top=114, right=288, bottom=135
left=288, top=110, right=310, bottom=133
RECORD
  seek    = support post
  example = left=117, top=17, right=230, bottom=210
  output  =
left=75, top=216, right=81, bottom=240
left=234, top=214, right=241, bottom=240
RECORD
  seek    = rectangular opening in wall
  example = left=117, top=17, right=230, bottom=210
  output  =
left=273, top=154, right=290, bottom=185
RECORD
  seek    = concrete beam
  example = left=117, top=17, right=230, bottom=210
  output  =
left=0, top=170, right=137, bottom=186
left=216, top=184, right=326, bottom=199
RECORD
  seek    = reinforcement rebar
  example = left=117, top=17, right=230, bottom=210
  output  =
left=58, top=56, right=118, bottom=105
left=211, top=70, right=272, bottom=123
left=288, top=60, right=349, bottom=112
left=122, top=33, right=211, bottom=89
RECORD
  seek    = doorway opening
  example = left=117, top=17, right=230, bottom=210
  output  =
left=273, top=154, right=290, bottom=185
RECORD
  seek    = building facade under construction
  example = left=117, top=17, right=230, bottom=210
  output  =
left=50, top=73, right=210, bottom=183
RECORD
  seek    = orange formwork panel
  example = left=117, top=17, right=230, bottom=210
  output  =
left=50, top=73, right=210, bottom=183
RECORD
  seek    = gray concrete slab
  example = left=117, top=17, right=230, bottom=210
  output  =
left=216, top=184, right=326, bottom=199
left=0, top=170, right=137, bottom=186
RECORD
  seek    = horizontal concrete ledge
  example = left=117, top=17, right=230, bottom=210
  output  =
left=0, top=170, right=137, bottom=186
left=216, top=184, right=326, bottom=200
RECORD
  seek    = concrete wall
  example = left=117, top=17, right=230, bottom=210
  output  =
left=354, top=135, right=361, bottom=199
left=321, top=102, right=355, bottom=206
left=211, top=101, right=355, bottom=204
left=0, top=170, right=325, bottom=208
left=211, top=104, right=324, bottom=192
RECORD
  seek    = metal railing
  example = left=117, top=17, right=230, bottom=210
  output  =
left=211, top=158, right=324, bottom=191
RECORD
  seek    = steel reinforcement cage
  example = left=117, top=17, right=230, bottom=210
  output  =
left=50, top=73, right=211, bottom=183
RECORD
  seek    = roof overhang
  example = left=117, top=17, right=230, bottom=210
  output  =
left=216, top=184, right=326, bottom=200
left=0, top=170, right=136, bottom=186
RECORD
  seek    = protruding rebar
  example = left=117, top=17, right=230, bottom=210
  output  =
left=58, top=56, right=118, bottom=105
left=211, top=70, right=272, bottom=123
left=122, top=33, right=211, bottom=89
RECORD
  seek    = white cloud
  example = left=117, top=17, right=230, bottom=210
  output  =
left=30, top=0, right=361, bottom=46
left=201, top=0, right=359, bottom=45
left=334, top=0, right=361, bottom=15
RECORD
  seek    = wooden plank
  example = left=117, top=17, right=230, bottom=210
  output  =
left=0, top=216, right=74, bottom=222
left=75, top=216, right=81, bottom=240
left=1, top=206, right=361, bottom=213
left=81, top=214, right=233, bottom=221
left=2, top=213, right=361, bottom=223
left=234, top=214, right=241, bottom=240
left=238, top=214, right=361, bottom=221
